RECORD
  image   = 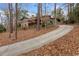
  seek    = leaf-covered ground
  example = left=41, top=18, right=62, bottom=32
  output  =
left=0, top=25, right=58, bottom=46
left=21, top=25, right=79, bottom=56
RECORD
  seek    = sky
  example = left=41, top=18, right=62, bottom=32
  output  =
left=0, top=3, right=68, bottom=24
left=0, top=3, right=68, bottom=15
left=19, top=3, right=68, bottom=15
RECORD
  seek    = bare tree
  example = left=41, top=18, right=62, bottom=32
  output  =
left=67, top=3, right=75, bottom=23
left=37, top=3, right=42, bottom=30
left=68, top=3, right=70, bottom=17
left=15, top=3, right=18, bottom=39
left=54, top=3, right=57, bottom=25
left=45, top=3, right=47, bottom=15
left=8, top=3, right=13, bottom=38
left=45, top=3, right=47, bottom=28
left=4, top=9, right=9, bottom=32
left=0, top=13, right=2, bottom=25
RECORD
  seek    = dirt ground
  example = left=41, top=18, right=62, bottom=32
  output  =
left=21, top=25, right=79, bottom=56
left=0, top=25, right=58, bottom=46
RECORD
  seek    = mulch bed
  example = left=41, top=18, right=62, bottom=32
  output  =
left=0, top=25, right=58, bottom=47
left=21, top=25, right=79, bottom=56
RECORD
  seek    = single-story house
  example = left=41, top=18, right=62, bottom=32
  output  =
left=17, top=15, right=55, bottom=29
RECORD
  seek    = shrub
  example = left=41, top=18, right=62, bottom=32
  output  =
left=41, top=22, right=45, bottom=27
left=17, top=23, right=21, bottom=28
left=50, top=20, right=53, bottom=24
left=0, top=24, right=6, bottom=33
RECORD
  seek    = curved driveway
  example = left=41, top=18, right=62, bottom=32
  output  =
left=0, top=25, right=73, bottom=56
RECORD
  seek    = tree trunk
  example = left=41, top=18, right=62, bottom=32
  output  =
left=54, top=3, right=57, bottom=25
left=68, top=3, right=74, bottom=23
left=45, top=3, right=47, bottom=28
left=37, top=3, right=42, bottom=30
left=8, top=3, right=13, bottom=38
left=15, top=3, right=18, bottom=39
left=67, top=3, right=69, bottom=21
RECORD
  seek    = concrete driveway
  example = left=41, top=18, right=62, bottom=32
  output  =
left=0, top=25, right=73, bottom=56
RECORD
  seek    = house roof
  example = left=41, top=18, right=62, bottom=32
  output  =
left=17, top=15, right=55, bottom=23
